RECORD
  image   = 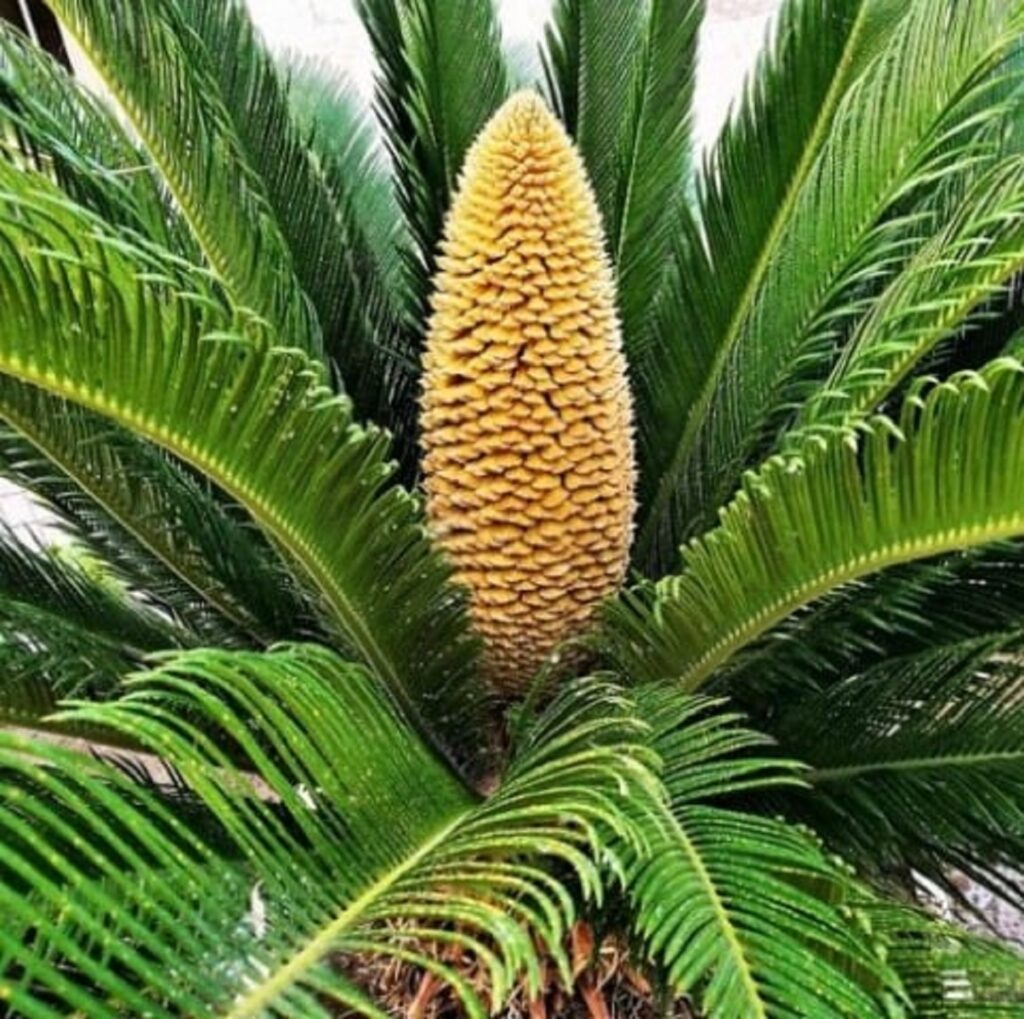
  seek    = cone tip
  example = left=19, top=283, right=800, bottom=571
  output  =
left=491, top=89, right=558, bottom=135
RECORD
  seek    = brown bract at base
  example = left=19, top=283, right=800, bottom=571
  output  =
left=336, top=921, right=697, bottom=1017
left=420, top=91, right=636, bottom=693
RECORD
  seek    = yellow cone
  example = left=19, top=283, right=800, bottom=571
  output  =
left=420, top=91, right=636, bottom=692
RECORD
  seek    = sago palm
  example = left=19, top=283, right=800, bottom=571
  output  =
left=3, top=0, right=1024, bottom=1015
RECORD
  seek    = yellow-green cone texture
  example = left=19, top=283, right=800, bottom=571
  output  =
left=421, top=91, right=636, bottom=692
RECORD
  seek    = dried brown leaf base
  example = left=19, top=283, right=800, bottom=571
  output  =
left=335, top=923, right=699, bottom=1019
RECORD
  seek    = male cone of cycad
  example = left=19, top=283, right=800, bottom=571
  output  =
left=421, top=90, right=636, bottom=692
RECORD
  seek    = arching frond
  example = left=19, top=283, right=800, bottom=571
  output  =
left=282, top=57, right=420, bottom=470
left=357, top=0, right=509, bottom=323
left=608, top=0, right=702, bottom=358
left=168, top=1, right=414, bottom=439
left=628, top=689, right=897, bottom=1017
left=0, top=380, right=310, bottom=646
left=0, top=23, right=190, bottom=253
left=719, top=540, right=1024, bottom=708
left=0, top=601, right=141, bottom=736
left=790, top=157, right=1024, bottom=446
left=284, top=58, right=407, bottom=298
left=0, top=164, right=482, bottom=766
left=773, top=635, right=1024, bottom=908
left=0, top=648, right=658, bottom=1017
left=0, top=526, right=184, bottom=655
left=604, top=359, right=1024, bottom=689
left=0, top=33, right=279, bottom=643
left=47, top=0, right=322, bottom=355
left=631, top=0, right=907, bottom=573
left=634, top=0, right=1020, bottom=573
left=0, top=525, right=187, bottom=731
left=868, top=900, right=1024, bottom=1016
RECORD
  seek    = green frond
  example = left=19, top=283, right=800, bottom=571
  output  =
left=0, top=600, right=139, bottom=732
left=772, top=634, right=1024, bottom=907
left=282, top=56, right=421, bottom=469
left=0, top=647, right=657, bottom=1016
left=0, top=164, right=482, bottom=767
left=0, top=23, right=191, bottom=254
left=634, top=0, right=1019, bottom=574
left=632, top=0, right=907, bottom=572
left=0, top=380, right=311, bottom=646
left=628, top=689, right=898, bottom=1017
left=609, top=0, right=702, bottom=356
left=925, top=283, right=1024, bottom=386
left=0, top=526, right=186, bottom=730
left=283, top=58, right=407, bottom=296
left=357, top=0, right=509, bottom=322
left=168, top=1, right=420, bottom=448
left=0, top=526, right=184, bottom=655
left=47, top=0, right=322, bottom=356
left=719, top=540, right=1024, bottom=708
left=604, top=358, right=1024, bottom=689
left=867, top=900, right=1024, bottom=1016
left=540, top=0, right=646, bottom=234
left=790, top=157, right=1024, bottom=446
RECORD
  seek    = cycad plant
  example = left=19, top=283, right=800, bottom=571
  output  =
left=4, top=0, right=1024, bottom=1015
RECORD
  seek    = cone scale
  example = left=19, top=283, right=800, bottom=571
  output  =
left=421, top=91, right=635, bottom=692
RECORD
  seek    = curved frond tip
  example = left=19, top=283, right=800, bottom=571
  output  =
left=606, top=358, right=1024, bottom=689
left=634, top=0, right=1020, bottom=571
